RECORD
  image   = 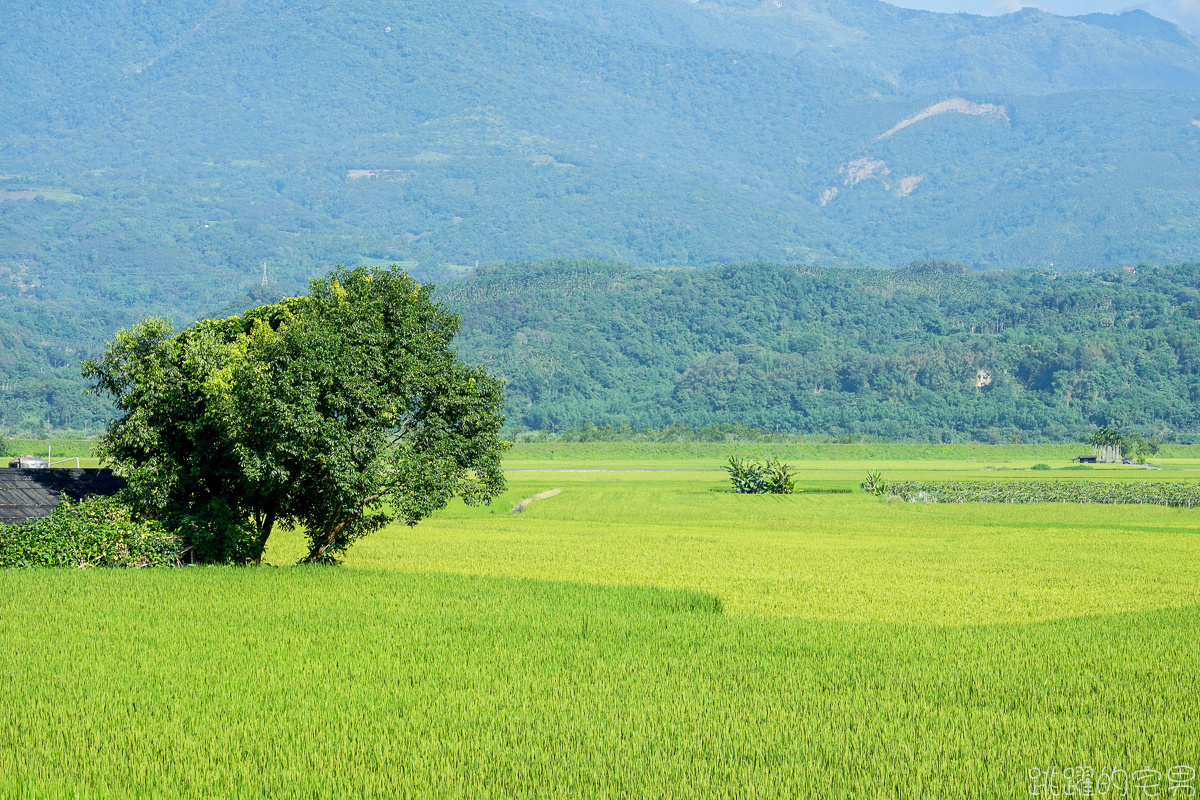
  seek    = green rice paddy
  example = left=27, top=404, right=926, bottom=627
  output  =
left=3, top=445, right=1199, bottom=797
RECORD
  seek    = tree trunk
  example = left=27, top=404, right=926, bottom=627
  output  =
left=305, top=516, right=349, bottom=564
left=302, top=492, right=386, bottom=563
left=252, top=510, right=276, bottom=565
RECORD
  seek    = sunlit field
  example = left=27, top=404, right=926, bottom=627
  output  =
left=3, top=444, right=1199, bottom=797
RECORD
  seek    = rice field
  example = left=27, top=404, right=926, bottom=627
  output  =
left=3, top=445, right=1199, bottom=797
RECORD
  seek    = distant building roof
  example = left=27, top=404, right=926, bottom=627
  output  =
left=8, top=455, right=48, bottom=469
left=0, top=468, right=125, bottom=524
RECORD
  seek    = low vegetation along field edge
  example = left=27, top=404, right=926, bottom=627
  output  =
left=501, top=442, right=1200, bottom=462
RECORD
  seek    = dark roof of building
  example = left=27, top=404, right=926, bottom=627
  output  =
left=0, top=468, right=125, bottom=524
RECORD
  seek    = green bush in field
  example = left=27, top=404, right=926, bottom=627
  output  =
left=0, top=495, right=181, bottom=569
left=723, top=456, right=795, bottom=494
left=1031, top=463, right=1052, bottom=470
left=861, top=470, right=886, bottom=495
left=723, top=455, right=763, bottom=493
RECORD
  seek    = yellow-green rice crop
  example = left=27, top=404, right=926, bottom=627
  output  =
left=2, top=569, right=1197, bottom=798
left=3, top=451, right=1200, bottom=798
left=326, top=471, right=1200, bottom=625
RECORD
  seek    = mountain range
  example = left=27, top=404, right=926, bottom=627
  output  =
left=2, top=0, right=1199, bottom=435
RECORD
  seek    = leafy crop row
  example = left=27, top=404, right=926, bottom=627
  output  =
left=864, top=478, right=1200, bottom=506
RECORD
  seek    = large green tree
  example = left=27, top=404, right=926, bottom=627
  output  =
left=83, top=266, right=507, bottom=564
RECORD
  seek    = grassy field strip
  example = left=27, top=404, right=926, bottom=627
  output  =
left=255, top=472, right=1200, bottom=626
left=505, top=458, right=1200, bottom=475
left=23, top=459, right=1200, bottom=475
left=3, top=569, right=1197, bottom=798
left=501, top=442, right=1200, bottom=462
left=19, top=439, right=1200, bottom=466
left=19, top=453, right=1200, bottom=474
left=498, top=461, right=1200, bottom=483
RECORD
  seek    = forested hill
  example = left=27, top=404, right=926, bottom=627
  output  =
left=441, top=261, right=1200, bottom=442
left=11, top=258, right=1200, bottom=440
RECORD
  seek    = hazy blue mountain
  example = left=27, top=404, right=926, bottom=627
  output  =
left=2, top=0, right=1199, bottom=433
left=1127, top=0, right=1200, bottom=39
left=496, top=0, right=1200, bottom=94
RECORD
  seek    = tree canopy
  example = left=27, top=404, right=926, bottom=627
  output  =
left=1088, top=426, right=1161, bottom=462
left=1088, top=427, right=1124, bottom=448
left=83, top=266, right=507, bottom=564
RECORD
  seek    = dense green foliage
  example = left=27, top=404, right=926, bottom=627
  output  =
left=722, top=455, right=796, bottom=494
left=865, top=478, right=1200, bottom=505
left=1089, top=425, right=1163, bottom=461
left=1087, top=426, right=1126, bottom=448
left=0, top=495, right=180, bottom=569
left=3, top=0, right=1200, bottom=433
left=84, top=266, right=507, bottom=564
left=445, top=259, right=1200, bottom=440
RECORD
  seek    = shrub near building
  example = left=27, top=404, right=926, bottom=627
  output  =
left=0, top=496, right=181, bottom=569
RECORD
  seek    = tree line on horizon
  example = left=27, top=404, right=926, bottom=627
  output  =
left=442, top=259, right=1200, bottom=443
left=6, top=259, right=1200, bottom=443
